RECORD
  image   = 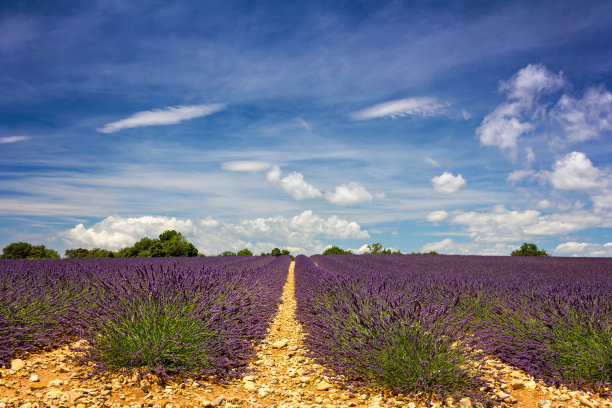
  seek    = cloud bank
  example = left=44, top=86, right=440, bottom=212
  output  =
left=63, top=211, right=369, bottom=255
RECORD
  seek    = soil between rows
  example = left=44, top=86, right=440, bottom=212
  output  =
left=0, top=262, right=610, bottom=408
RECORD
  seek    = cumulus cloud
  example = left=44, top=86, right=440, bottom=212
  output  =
left=547, top=151, right=604, bottom=191
left=222, top=161, right=271, bottom=172
left=352, top=97, right=448, bottom=120
left=477, top=64, right=565, bottom=161
left=97, top=104, right=225, bottom=133
left=555, top=241, right=612, bottom=257
left=420, top=238, right=516, bottom=256
left=266, top=166, right=380, bottom=206
left=552, top=86, right=612, bottom=144
left=0, top=136, right=30, bottom=144
left=447, top=205, right=602, bottom=242
left=431, top=172, right=466, bottom=194
left=266, top=166, right=322, bottom=200
left=64, top=215, right=196, bottom=250
left=499, top=63, right=565, bottom=105
left=325, top=182, right=373, bottom=206
left=426, top=210, right=449, bottom=222
left=63, top=211, right=369, bottom=255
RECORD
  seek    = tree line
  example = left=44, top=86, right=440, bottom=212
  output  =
left=1, top=235, right=551, bottom=259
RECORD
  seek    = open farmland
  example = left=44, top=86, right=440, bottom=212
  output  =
left=0, top=255, right=611, bottom=408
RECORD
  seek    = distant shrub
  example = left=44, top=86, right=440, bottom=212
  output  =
left=322, top=246, right=352, bottom=255
left=511, top=242, right=549, bottom=256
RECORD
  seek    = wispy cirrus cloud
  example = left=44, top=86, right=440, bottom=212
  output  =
left=97, top=104, right=225, bottom=133
left=0, top=136, right=30, bottom=144
left=221, top=161, right=271, bottom=172
left=351, top=97, right=448, bottom=120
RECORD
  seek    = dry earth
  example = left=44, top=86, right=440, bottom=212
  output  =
left=1, top=262, right=610, bottom=408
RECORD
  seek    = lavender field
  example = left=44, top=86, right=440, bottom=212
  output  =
left=0, top=256, right=289, bottom=381
left=1, top=254, right=611, bottom=402
left=296, top=254, right=612, bottom=400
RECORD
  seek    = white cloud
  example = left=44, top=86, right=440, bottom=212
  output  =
left=97, top=104, right=225, bottom=133
left=221, top=161, right=271, bottom=172
left=447, top=205, right=602, bottom=242
left=325, top=182, right=373, bottom=206
left=547, top=151, right=604, bottom=191
left=352, top=97, right=448, bottom=120
left=552, top=86, right=612, bottom=144
left=507, top=169, right=534, bottom=183
left=425, top=157, right=440, bottom=167
left=266, top=165, right=322, bottom=200
left=0, top=136, right=30, bottom=144
left=426, top=210, right=449, bottom=222
left=64, top=215, right=196, bottom=250
left=476, top=103, right=533, bottom=161
left=555, top=241, right=612, bottom=257
left=431, top=172, right=466, bottom=194
left=499, top=63, right=565, bottom=105
left=477, top=64, right=564, bottom=161
left=525, top=147, right=536, bottom=164
left=199, top=216, right=219, bottom=228
left=536, top=199, right=554, bottom=209
left=63, top=211, right=369, bottom=255
left=420, top=238, right=516, bottom=256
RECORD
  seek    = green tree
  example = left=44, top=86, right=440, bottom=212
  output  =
left=1, top=242, right=33, bottom=259
left=29, top=245, right=60, bottom=259
left=86, top=248, right=115, bottom=258
left=365, top=243, right=400, bottom=255
left=511, top=242, right=550, bottom=257
left=219, top=250, right=237, bottom=256
left=236, top=248, right=253, bottom=256
left=322, top=246, right=352, bottom=255
left=1, top=242, right=59, bottom=259
left=65, top=248, right=90, bottom=258
left=159, top=230, right=181, bottom=242
left=114, top=231, right=198, bottom=257
left=367, top=243, right=383, bottom=254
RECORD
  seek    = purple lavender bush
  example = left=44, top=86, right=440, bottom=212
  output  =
left=0, top=259, right=92, bottom=367
left=73, top=256, right=289, bottom=381
left=295, top=255, right=490, bottom=402
left=309, top=254, right=612, bottom=396
left=1, top=256, right=289, bottom=383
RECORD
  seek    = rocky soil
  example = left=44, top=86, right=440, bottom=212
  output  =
left=1, top=262, right=610, bottom=408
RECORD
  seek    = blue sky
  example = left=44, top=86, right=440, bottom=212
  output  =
left=1, top=1, right=612, bottom=256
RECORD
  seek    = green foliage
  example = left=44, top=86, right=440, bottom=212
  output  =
left=366, top=243, right=401, bottom=255
left=236, top=248, right=253, bottom=256
left=219, top=251, right=237, bottom=257
left=90, top=296, right=216, bottom=375
left=411, top=251, right=439, bottom=255
left=322, top=246, right=352, bottom=255
left=1, top=242, right=60, bottom=259
left=65, top=248, right=115, bottom=258
left=65, top=248, right=91, bottom=259
left=260, top=248, right=294, bottom=260
left=86, top=248, right=115, bottom=258
left=511, top=242, right=550, bottom=257
left=114, top=230, right=198, bottom=258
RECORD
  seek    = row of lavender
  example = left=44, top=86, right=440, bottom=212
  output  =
left=295, top=254, right=612, bottom=401
left=0, top=256, right=290, bottom=380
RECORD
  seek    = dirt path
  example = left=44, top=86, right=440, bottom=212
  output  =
left=0, top=261, right=610, bottom=408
